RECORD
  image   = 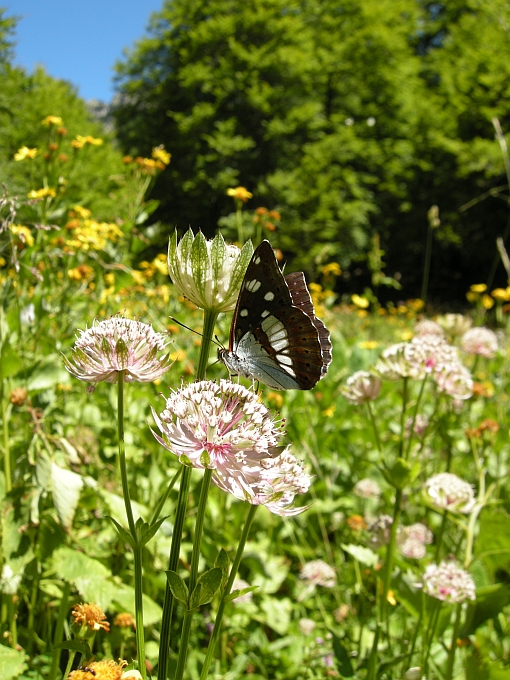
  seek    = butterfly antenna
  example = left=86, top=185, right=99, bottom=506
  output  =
left=168, top=315, right=222, bottom=347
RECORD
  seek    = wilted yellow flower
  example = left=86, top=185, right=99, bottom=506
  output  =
left=482, top=294, right=494, bottom=310
left=68, top=659, right=123, bottom=680
left=14, top=146, right=38, bottom=161
left=114, top=612, right=136, bottom=629
left=68, top=265, right=95, bottom=281
left=227, top=186, right=253, bottom=202
left=72, top=602, right=110, bottom=632
left=28, top=187, right=56, bottom=200
left=11, top=225, right=34, bottom=247
left=152, top=144, right=171, bottom=165
left=351, top=294, right=370, bottom=309
left=41, top=115, right=63, bottom=126
left=321, top=262, right=342, bottom=277
left=470, top=283, right=487, bottom=294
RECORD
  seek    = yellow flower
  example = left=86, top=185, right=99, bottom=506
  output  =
left=68, top=265, right=95, bottom=281
left=470, top=283, right=487, bottom=293
left=14, top=146, right=38, bottom=161
left=71, top=205, right=92, bottom=219
left=351, top=294, right=370, bottom=309
left=152, top=144, right=171, bottom=165
left=153, top=253, right=169, bottom=275
left=407, top=298, right=425, bottom=311
left=72, top=602, right=110, bottom=632
left=491, top=287, right=510, bottom=302
left=28, top=187, right=56, bottom=200
left=321, top=262, right=342, bottom=277
left=358, top=340, right=379, bottom=350
left=41, top=115, right=63, bottom=126
left=131, top=270, right=145, bottom=285
left=400, top=330, right=413, bottom=341
left=68, top=659, right=123, bottom=680
left=66, top=220, right=123, bottom=251
left=466, top=291, right=477, bottom=303
left=75, top=135, right=103, bottom=146
left=170, top=349, right=187, bottom=362
left=386, top=590, right=397, bottom=606
left=322, top=405, right=336, bottom=418
left=227, top=186, right=253, bottom=202
left=267, top=391, right=284, bottom=408
left=482, top=294, right=494, bottom=310
left=11, top=225, right=34, bottom=247
left=357, top=309, right=369, bottom=318
left=0, top=257, right=6, bottom=267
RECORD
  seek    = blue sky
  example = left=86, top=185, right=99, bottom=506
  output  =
left=4, top=0, right=163, bottom=102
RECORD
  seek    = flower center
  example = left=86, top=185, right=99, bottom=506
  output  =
left=204, top=441, right=231, bottom=464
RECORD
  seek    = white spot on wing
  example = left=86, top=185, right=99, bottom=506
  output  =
left=261, top=310, right=270, bottom=318
left=245, top=279, right=261, bottom=292
left=278, top=354, right=293, bottom=366
left=254, top=256, right=261, bottom=265
left=239, top=309, right=249, bottom=317
left=264, top=291, right=275, bottom=301
left=272, top=338, right=289, bottom=351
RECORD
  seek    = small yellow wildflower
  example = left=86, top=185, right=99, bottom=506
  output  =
left=14, top=146, right=38, bottom=161
left=407, top=298, right=425, bottom=311
left=170, top=349, right=187, bottom=362
left=322, top=405, right=336, bottom=418
left=71, top=205, right=92, bottom=219
left=66, top=220, right=123, bottom=251
left=134, top=156, right=165, bottom=173
left=321, top=262, right=342, bottom=277
left=491, top=287, right=510, bottom=301
left=76, top=135, right=103, bottom=146
left=227, top=186, right=253, bottom=202
left=11, top=225, right=34, bottom=247
left=482, top=294, right=494, bottom=310
left=68, top=265, right=95, bottom=281
left=400, top=330, right=413, bottom=341
left=152, top=144, right=171, bottom=165
left=0, top=257, right=6, bottom=267
left=114, top=612, right=136, bottom=628
left=41, top=115, right=63, bottom=126
left=387, top=590, right=397, bottom=606
left=358, top=340, right=379, bottom=350
left=99, top=286, right=115, bottom=305
left=470, top=283, right=487, bottom=294
left=267, top=391, right=284, bottom=408
left=104, top=272, right=115, bottom=286
left=153, top=253, right=168, bottom=275
left=351, top=294, right=370, bottom=309
left=357, top=309, right=369, bottom=318
left=28, top=187, right=56, bottom=200
left=466, top=291, right=476, bottom=303
left=131, top=270, right=145, bottom=285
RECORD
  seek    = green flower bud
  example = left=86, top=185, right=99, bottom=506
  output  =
left=167, top=229, right=253, bottom=313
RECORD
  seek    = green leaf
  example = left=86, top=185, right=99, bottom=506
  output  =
left=382, top=458, right=421, bottom=490
left=51, top=462, right=83, bottom=529
left=341, top=543, right=378, bottom=567
left=460, top=584, right=510, bottom=637
left=331, top=634, right=354, bottom=677
left=138, top=516, right=167, bottom=546
left=476, top=509, right=510, bottom=577
left=189, top=567, right=223, bottom=608
left=166, top=570, right=189, bottom=604
left=257, top=596, right=292, bottom=635
left=0, top=644, right=27, bottom=679
left=225, top=585, right=258, bottom=603
left=53, top=640, right=92, bottom=657
left=105, top=516, right=135, bottom=547
left=215, top=548, right=230, bottom=582
left=27, top=354, right=70, bottom=391
left=0, top=341, right=23, bottom=379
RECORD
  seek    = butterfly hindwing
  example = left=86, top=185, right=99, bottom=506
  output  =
left=220, top=241, right=332, bottom=390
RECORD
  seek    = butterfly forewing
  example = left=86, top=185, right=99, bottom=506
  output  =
left=220, top=240, right=332, bottom=390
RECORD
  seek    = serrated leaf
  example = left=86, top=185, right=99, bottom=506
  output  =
left=0, top=644, right=27, bottom=679
left=51, top=462, right=83, bottom=529
left=166, top=570, right=189, bottom=604
left=190, top=567, right=223, bottom=608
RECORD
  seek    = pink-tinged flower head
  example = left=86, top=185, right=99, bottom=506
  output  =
left=342, top=371, right=382, bottom=404
left=414, top=319, right=445, bottom=338
left=152, top=380, right=310, bottom=515
left=424, top=472, right=475, bottom=513
left=422, top=560, right=476, bottom=603
left=63, top=317, right=172, bottom=384
left=353, top=478, right=381, bottom=499
left=434, top=362, right=473, bottom=400
left=373, top=343, right=416, bottom=380
left=461, top=327, right=498, bottom=358
left=300, top=560, right=336, bottom=588
left=405, top=335, right=458, bottom=376
left=397, top=523, right=433, bottom=559
left=405, top=414, right=429, bottom=438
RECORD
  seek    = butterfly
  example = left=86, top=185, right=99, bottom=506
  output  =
left=218, top=240, right=332, bottom=390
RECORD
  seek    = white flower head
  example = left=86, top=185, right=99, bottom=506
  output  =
left=398, top=523, right=433, bottom=559
left=300, top=560, right=336, bottom=588
left=461, top=327, right=498, bottom=358
left=405, top=334, right=459, bottom=377
left=299, top=618, right=317, bottom=635
left=434, top=362, right=473, bottom=400
left=373, top=343, right=419, bottom=380
left=422, top=560, right=476, bottom=603
left=63, top=316, right=172, bottom=384
left=167, top=229, right=253, bottom=312
left=152, top=380, right=310, bottom=515
left=424, top=472, right=475, bottom=514
left=342, top=371, right=381, bottom=404
left=436, top=313, right=472, bottom=337
left=414, top=319, right=445, bottom=338
left=353, top=478, right=381, bottom=499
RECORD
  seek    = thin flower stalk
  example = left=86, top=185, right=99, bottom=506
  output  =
left=404, top=373, right=428, bottom=460
left=200, top=504, right=258, bottom=680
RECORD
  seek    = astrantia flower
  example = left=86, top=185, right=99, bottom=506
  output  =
left=152, top=380, right=310, bottom=515
left=436, top=313, right=472, bottom=337
left=353, top=478, right=381, bottom=499
left=405, top=334, right=458, bottom=377
left=461, top=327, right=498, bottom=358
left=64, top=317, right=172, bottom=384
left=405, top=413, right=429, bottom=437
left=414, top=319, right=445, bottom=337
left=397, top=523, right=433, bottom=559
left=422, top=561, right=476, bottom=603
left=398, top=537, right=427, bottom=559
left=299, top=617, right=317, bottom=635
left=342, top=371, right=381, bottom=404
left=373, top=343, right=417, bottom=380
left=167, top=229, right=253, bottom=313
left=424, top=472, right=475, bottom=514
left=434, top=362, right=473, bottom=400
left=300, top=560, right=336, bottom=588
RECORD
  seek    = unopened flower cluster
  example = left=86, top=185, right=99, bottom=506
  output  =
left=64, top=317, right=172, bottom=384
left=422, top=560, right=476, bottom=603
left=424, top=472, right=475, bottom=514
left=152, top=380, right=311, bottom=515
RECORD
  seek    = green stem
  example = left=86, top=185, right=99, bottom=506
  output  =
left=404, top=374, right=428, bottom=461
left=399, top=378, right=408, bottom=458
left=158, top=310, right=219, bottom=679
left=366, top=401, right=382, bottom=453
left=445, top=603, right=462, bottom=680
left=235, top=205, right=244, bottom=244
left=49, top=582, right=71, bottom=680
left=174, top=469, right=213, bottom=680
left=200, top=505, right=258, bottom=680
left=0, top=309, right=11, bottom=492
left=422, top=600, right=442, bottom=676
left=421, top=219, right=434, bottom=304
left=63, top=650, right=77, bottom=680
left=117, top=372, right=146, bottom=680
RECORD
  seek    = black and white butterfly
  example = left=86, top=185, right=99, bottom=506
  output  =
left=218, top=240, right=332, bottom=390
